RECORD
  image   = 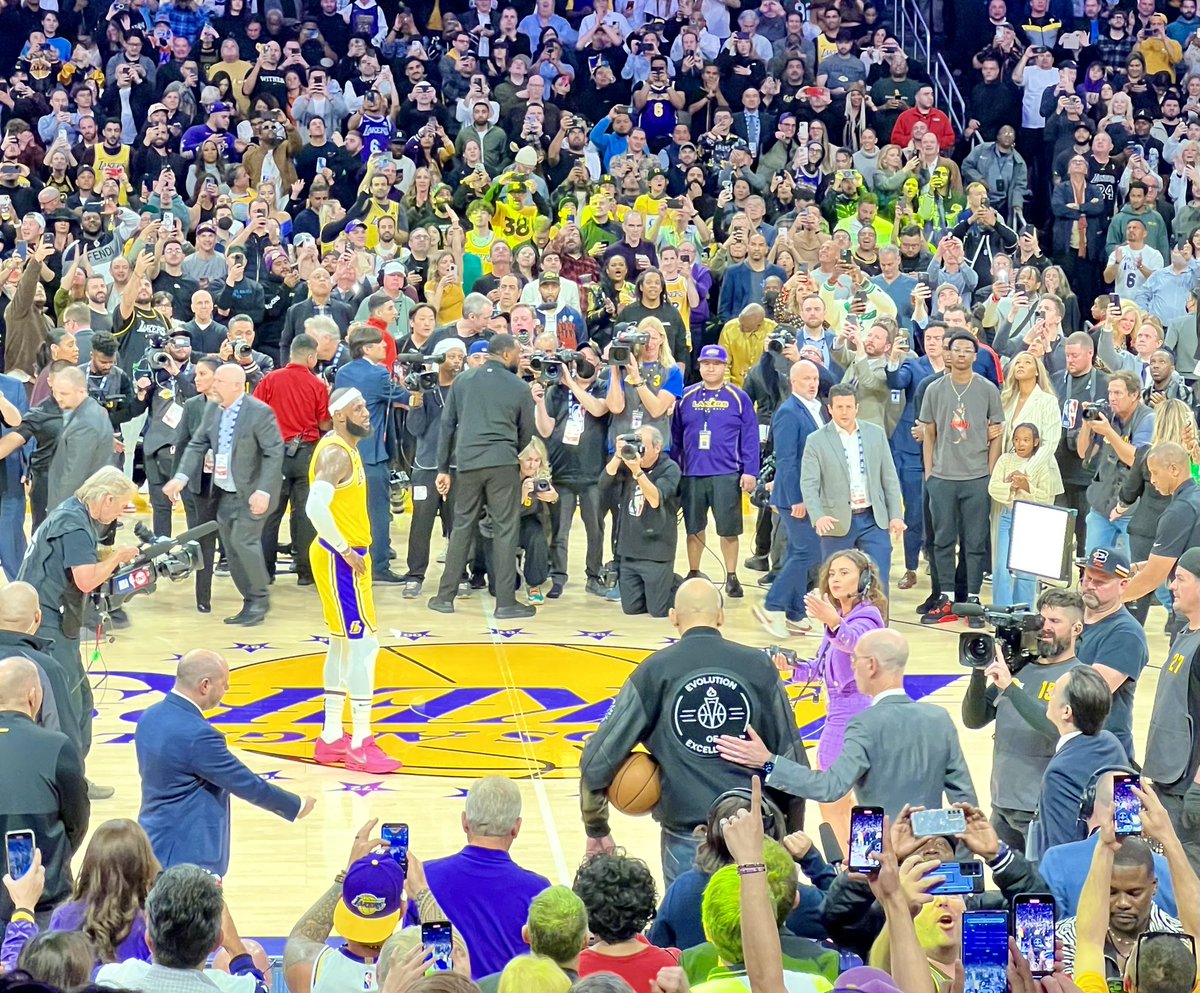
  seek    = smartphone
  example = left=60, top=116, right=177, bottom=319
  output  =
left=929, top=860, right=985, bottom=896
left=896, top=333, right=910, bottom=351
left=911, top=808, right=967, bottom=837
left=381, top=822, right=409, bottom=868
left=847, top=805, right=885, bottom=873
left=1113, top=773, right=1142, bottom=836
left=797, top=262, right=810, bottom=276
left=962, top=911, right=1009, bottom=993
left=315, top=155, right=326, bottom=173
left=421, top=920, right=453, bottom=972
left=839, top=248, right=853, bottom=264
left=1013, top=894, right=1056, bottom=977
left=5, top=829, right=34, bottom=878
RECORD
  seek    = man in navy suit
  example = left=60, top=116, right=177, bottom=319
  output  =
left=136, top=649, right=315, bottom=877
left=754, top=360, right=824, bottom=637
left=0, top=372, right=28, bottom=579
left=1027, top=665, right=1129, bottom=863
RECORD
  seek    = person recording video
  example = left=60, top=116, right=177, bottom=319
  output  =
left=133, top=334, right=197, bottom=537
left=603, top=317, right=683, bottom=452
left=82, top=331, right=135, bottom=430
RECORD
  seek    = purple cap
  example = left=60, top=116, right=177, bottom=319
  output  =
left=698, top=344, right=729, bottom=363
left=467, top=340, right=490, bottom=356
left=832, top=967, right=904, bottom=993
left=263, top=247, right=290, bottom=270
left=332, top=856, right=406, bottom=944
left=345, top=219, right=367, bottom=232
left=208, top=101, right=232, bottom=114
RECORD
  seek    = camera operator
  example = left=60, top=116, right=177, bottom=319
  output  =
left=133, top=334, right=196, bottom=537
left=401, top=338, right=466, bottom=600
left=600, top=425, right=682, bottom=617
left=962, top=589, right=1085, bottom=849
left=1054, top=332, right=1108, bottom=560
left=17, top=466, right=140, bottom=767
left=47, top=367, right=118, bottom=511
left=219, top=315, right=276, bottom=391
left=535, top=347, right=610, bottom=599
left=82, top=331, right=135, bottom=431
left=1075, top=369, right=1153, bottom=557
left=603, top=318, right=683, bottom=454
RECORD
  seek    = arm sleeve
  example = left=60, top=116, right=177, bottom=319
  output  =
left=766, top=721, right=870, bottom=802
left=942, top=718, right=978, bottom=806
left=578, top=678, right=655, bottom=838
left=436, top=384, right=459, bottom=473
left=193, top=725, right=304, bottom=820
left=961, top=669, right=998, bottom=729
left=305, top=481, right=348, bottom=551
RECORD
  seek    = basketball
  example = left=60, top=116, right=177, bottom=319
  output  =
left=607, top=753, right=662, bottom=815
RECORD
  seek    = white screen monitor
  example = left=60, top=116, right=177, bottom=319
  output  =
left=1008, top=500, right=1076, bottom=584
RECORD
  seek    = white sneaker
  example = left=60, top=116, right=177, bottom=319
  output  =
left=786, top=617, right=814, bottom=635
left=753, top=605, right=789, bottom=639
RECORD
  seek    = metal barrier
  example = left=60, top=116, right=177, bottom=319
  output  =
left=890, top=0, right=968, bottom=136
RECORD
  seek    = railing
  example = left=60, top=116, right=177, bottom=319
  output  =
left=891, top=0, right=968, bottom=137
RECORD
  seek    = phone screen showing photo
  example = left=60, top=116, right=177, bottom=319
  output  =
left=1014, top=897, right=1056, bottom=977
left=421, top=921, right=452, bottom=972
left=963, top=911, right=1009, bottom=993
left=1113, top=774, right=1142, bottom=836
left=848, top=806, right=884, bottom=872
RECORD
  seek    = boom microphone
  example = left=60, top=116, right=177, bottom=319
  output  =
left=949, top=601, right=988, bottom=618
left=131, top=521, right=220, bottom=567
left=819, top=822, right=844, bottom=867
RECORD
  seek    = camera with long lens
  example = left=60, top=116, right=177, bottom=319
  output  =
left=398, top=351, right=446, bottom=393
left=617, top=432, right=645, bottom=461
left=750, top=452, right=774, bottom=508
left=957, top=604, right=1043, bottom=675
left=132, top=332, right=172, bottom=379
left=529, top=351, right=564, bottom=384
left=1080, top=401, right=1112, bottom=422
left=93, top=520, right=219, bottom=615
left=233, top=340, right=253, bottom=360
left=766, top=326, right=798, bottom=355
left=607, top=323, right=651, bottom=365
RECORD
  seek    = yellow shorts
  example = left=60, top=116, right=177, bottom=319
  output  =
left=310, top=539, right=376, bottom=639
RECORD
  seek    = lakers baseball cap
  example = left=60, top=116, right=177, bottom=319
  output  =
left=1076, top=546, right=1131, bottom=578
left=333, top=856, right=406, bottom=945
left=467, top=340, right=490, bottom=356
left=832, top=967, right=903, bottom=993
left=697, top=344, right=729, bottom=363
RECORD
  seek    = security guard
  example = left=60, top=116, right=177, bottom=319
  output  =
left=579, top=577, right=807, bottom=887
left=16, top=467, right=139, bottom=777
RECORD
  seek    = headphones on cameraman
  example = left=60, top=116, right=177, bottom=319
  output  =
left=709, top=787, right=787, bottom=841
left=1076, top=764, right=1138, bottom=837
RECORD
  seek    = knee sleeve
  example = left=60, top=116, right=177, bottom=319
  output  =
left=345, top=633, right=379, bottom=698
left=323, top=638, right=348, bottom=691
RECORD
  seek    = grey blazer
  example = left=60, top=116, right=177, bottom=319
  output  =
left=1166, top=314, right=1199, bottom=382
left=176, top=395, right=283, bottom=513
left=764, top=694, right=978, bottom=817
left=48, top=397, right=114, bottom=509
left=799, top=419, right=904, bottom=536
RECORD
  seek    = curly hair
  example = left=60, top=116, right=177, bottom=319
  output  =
left=571, top=852, right=657, bottom=943
left=72, top=819, right=160, bottom=963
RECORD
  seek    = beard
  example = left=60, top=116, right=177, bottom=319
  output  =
left=345, top=419, right=371, bottom=438
left=1037, top=634, right=1071, bottom=659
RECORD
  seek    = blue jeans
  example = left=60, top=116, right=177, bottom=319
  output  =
left=363, top=460, right=393, bottom=576
left=897, top=463, right=925, bottom=571
left=1084, top=510, right=1130, bottom=559
left=0, top=490, right=27, bottom=580
left=660, top=826, right=701, bottom=888
left=766, top=511, right=820, bottom=621
left=820, top=511, right=895, bottom=597
left=992, top=506, right=1037, bottom=608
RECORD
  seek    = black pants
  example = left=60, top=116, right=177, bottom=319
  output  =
left=551, top=482, right=603, bottom=585
left=927, top=476, right=990, bottom=598
left=619, top=556, right=676, bottom=616
left=144, top=446, right=176, bottom=537
left=406, top=467, right=455, bottom=581
left=483, top=514, right=551, bottom=589
left=990, top=806, right=1034, bottom=851
left=1159, top=791, right=1200, bottom=876
left=31, top=471, right=48, bottom=529
left=38, top=613, right=89, bottom=756
left=436, top=465, right=521, bottom=608
left=1128, top=529, right=1159, bottom=626
left=215, top=488, right=270, bottom=604
left=182, top=481, right=219, bottom=607
left=263, top=442, right=316, bottom=582
left=924, top=482, right=967, bottom=601
left=753, top=504, right=773, bottom=558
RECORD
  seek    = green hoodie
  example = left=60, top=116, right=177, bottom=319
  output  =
left=1106, top=202, right=1170, bottom=259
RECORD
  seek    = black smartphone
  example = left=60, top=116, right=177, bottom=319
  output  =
left=962, top=910, right=1009, bottom=993
left=839, top=248, right=853, bottom=264
left=847, top=805, right=885, bottom=873
left=381, top=822, right=409, bottom=868
left=421, top=920, right=453, bottom=971
left=1013, top=894, right=1056, bottom=978
left=4, top=830, right=34, bottom=878
left=1113, top=773, right=1142, bottom=836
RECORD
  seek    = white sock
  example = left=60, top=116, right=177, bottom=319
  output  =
left=350, top=696, right=372, bottom=748
left=321, top=692, right=346, bottom=743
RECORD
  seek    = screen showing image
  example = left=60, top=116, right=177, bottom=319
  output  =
left=1114, top=776, right=1143, bottom=836
left=963, top=911, right=1009, bottom=993
left=5, top=832, right=33, bottom=879
left=1015, top=899, right=1056, bottom=976
left=848, top=808, right=884, bottom=871
left=1009, top=501, right=1075, bottom=582
left=381, top=823, right=409, bottom=866
left=422, top=922, right=452, bottom=972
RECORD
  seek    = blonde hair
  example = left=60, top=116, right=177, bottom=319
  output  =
left=76, top=466, right=137, bottom=505
left=497, top=955, right=570, bottom=993
left=1150, top=397, right=1197, bottom=448
left=1000, top=351, right=1054, bottom=409
left=635, top=316, right=677, bottom=369
left=519, top=436, right=553, bottom=482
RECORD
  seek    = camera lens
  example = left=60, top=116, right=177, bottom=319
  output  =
left=963, top=635, right=992, bottom=666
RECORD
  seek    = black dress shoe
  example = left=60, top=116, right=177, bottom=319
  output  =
left=494, top=603, right=536, bottom=619
left=224, top=605, right=251, bottom=624
left=197, top=602, right=212, bottom=614
left=725, top=574, right=744, bottom=598
left=428, top=597, right=455, bottom=614
left=297, top=575, right=315, bottom=587
left=374, top=570, right=406, bottom=584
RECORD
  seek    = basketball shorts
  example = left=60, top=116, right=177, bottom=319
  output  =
left=311, top=539, right=376, bottom=639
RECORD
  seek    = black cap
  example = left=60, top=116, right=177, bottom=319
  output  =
left=1059, top=59, right=1078, bottom=70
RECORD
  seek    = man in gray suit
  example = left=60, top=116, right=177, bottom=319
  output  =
left=1165, top=300, right=1199, bottom=386
left=162, top=364, right=283, bottom=626
left=800, top=384, right=905, bottom=593
left=47, top=367, right=116, bottom=511
left=716, top=628, right=977, bottom=817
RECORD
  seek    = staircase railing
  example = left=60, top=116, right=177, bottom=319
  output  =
left=891, top=0, right=968, bottom=137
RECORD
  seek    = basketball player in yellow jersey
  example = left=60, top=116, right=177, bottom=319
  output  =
left=307, top=388, right=402, bottom=774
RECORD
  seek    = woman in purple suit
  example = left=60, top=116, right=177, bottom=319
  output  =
left=786, top=548, right=887, bottom=851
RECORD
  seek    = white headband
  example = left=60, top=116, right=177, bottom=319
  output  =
left=330, top=388, right=363, bottom=413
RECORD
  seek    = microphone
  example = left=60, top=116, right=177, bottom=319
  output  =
left=949, top=601, right=988, bottom=618
left=819, top=822, right=844, bottom=867
left=131, top=521, right=220, bottom=567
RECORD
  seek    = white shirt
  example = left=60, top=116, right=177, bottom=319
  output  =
left=797, top=395, right=824, bottom=423
left=1106, top=245, right=1163, bottom=300
left=871, top=687, right=908, bottom=705
left=170, top=689, right=203, bottom=714
left=1055, top=729, right=1083, bottom=752
left=1021, top=66, right=1059, bottom=127
left=834, top=420, right=870, bottom=509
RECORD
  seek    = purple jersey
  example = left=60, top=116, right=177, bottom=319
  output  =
left=672, top=382, right=761, bottom=477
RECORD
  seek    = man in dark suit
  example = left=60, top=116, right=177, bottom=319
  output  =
left=731, top=91, right=776, bottom=162
left=172, top=358, right=221, bottom=613
left=163, top=364, right=284, bottom=626
left=280, top=268, right=355, bottom=356
left=755, top=360, right=824, bottom=638
left=47, top=367, right=115, bottom=511
left=1027, top=664, right=1130, bottom=863
left=0, top=656, right=89, bottom=926
left=717, top=628, right=977, bottom=817
left=178, top=289, right=227, bottom=355
left=135, top=649, right=313, bottom=877
left=0, top=371, right=27, bottom=579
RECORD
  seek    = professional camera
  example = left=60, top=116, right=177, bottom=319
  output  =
left=132, top=331, right=172, bottom=378
left=608, top=324, right=651, bottom=365
left=233, top=340, right=253, bottom=360
left=533, top=478, right=552, bottom=494
left=616, top=432, right=645, bottom=461
left=529, top=351, right=564, bottom=384
left=750, top=453, right=775, bottom=509
left=403, top=366, right=440, bottom=392
left=396, top=351, right=447, bottom=366
left=956, top=603, right=1043, bottom=675
left=96, top=393, right=128, bottom=412
left=1080, top=401, right=1112, bottom=422
left=765, top=326, right=798, bottom=355
left=93, top=520, right=219, bottom=615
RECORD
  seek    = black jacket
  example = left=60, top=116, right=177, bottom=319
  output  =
left=0, top=711, right=89, bottom=921
left=437, top=360, right=536, bottom=473
left=0, top=632, right=82, bottom=752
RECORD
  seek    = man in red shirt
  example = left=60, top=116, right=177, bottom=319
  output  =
left=253, top=333, right=333, bottom=585
left=891, top=85, right=957, bottom=151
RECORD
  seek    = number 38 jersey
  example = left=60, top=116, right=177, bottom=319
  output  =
left=494, top=198, right=539, bottom=247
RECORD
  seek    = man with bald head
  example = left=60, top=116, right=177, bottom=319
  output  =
left=756, top=360, right=826, bottom=638
left=0, top=655, right=89, bottom=926
left=717, top=628, right=977, bottom=818
left=0, top=582, right=80, bottom=750
left=578, top=575, right=809, bottom=886
left=135, top=649, right=314, bottom=877
left=164, top=363, right=284, bottom=626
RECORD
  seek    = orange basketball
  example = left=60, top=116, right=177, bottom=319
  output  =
left=607, top=752, right=662, bottom=815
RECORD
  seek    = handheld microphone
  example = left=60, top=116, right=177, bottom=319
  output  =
left=819, top=822, right=844, bottom=867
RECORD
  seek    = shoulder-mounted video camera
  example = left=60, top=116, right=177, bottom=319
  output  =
left=608, top=323, right=651, bottom=365
left=94, top=520, right=219, bottom=614
left=956, top=603, right=1042, bottom=675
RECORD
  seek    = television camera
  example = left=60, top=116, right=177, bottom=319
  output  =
left=397, top=350, right=446, bottom=393
left=93, top=520, right=219, bottom=615
left=607, top=323, right=651, bottom=365
left=953, top=603, right=1043, bottom=674
left=132, top=331, right=174, bottom=380
left=529, top=349, right=585, bottom=385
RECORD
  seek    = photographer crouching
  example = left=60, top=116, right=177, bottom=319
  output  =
left=600, top=426, right=682, bottom=617
left=17, top=466, right=140, bottom=795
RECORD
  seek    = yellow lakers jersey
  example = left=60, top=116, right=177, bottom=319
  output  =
left=310, top=433, right=371, bottom=547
